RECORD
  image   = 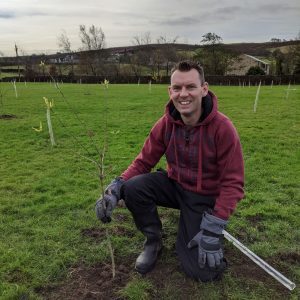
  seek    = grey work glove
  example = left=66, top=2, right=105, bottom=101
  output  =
left=187, top=212, right=228, bottom=269
left=95, top=177, right=124, bottom=223
left=105, top=177, right=124, bottom=199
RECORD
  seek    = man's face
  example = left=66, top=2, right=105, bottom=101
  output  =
left=168, top=69, right=208, bottom=121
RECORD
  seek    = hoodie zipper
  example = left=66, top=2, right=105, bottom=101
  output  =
left=184, top=128, right=191, bottom=147
left=185, top=131, right=189, bottom=146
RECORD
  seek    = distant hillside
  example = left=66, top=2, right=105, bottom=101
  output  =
left=222, top=41, right=300, bottom=56
left=1, top=40, right=300, bottom=80
left=1, top=40, right=300, bottom=63
left=93, top=40, right=300, bottom=57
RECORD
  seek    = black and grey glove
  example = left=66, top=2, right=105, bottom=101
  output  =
left=187, top=212, right=228, bottom=269
left=95, top=177, right=124, bottom=223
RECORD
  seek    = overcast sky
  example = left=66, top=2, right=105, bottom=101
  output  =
left=1, top=0, right=299, bottom=56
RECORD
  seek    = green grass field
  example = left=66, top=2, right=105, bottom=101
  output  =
left=0, top=82, right=299, bottom=299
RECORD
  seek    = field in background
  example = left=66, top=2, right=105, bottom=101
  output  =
left=0, top=82, right=299, bottom=299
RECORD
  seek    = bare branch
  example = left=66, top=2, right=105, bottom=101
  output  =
left=132, top=35, right=141, bottom=45
left=79, top=25, right=91, bottom=50
left=141, top=32, right=151, bottom=45
left=157, top=35, right=179, bottom=44
left=89, top=25, right=106, bottom=49
left=57, top=30, right=72, bottom=53
left=132, top=32, right=152, bottom=45
left=79, top=24, right=105, bottom=50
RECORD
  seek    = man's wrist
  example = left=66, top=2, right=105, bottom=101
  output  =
left=200, top=212, right=228, bottom=235
left=106, top=177, right=125, bottom=199
left=202, top=229, right=221, bottom=237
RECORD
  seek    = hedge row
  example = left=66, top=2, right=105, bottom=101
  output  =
left=2, top=75, right=300, bottom=85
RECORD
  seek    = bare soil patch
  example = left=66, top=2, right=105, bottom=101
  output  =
left=227, top=246, right=294, bottom=296
left=147, top=258, right=196, bottom=298
left=275, top=252, right=300, bottom=264
left=0, top=114, right=17, bottom=120
left=37, top=261, right=133, bottom=300
left=81, top=227, right=106, bottom=240
left=38, top=227, right=295, bottom=299
left=81, top=225, right=135, bottom=242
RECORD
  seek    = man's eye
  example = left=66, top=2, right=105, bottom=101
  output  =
left=172, top=87, right=181, bottom=92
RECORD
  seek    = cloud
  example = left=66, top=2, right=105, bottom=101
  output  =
left=24, top=11, right=49, bottom=17
left=0, top=9, right=50, bottom=19
left=0, top=0, right=299, bottom=56
left=153, top=5, right=244, bottom=27
left=259, top=3, right=300, bottom=13
left=214, top=6, right=243, bottom=16
left=158, top=16, right=202, bottom=26
left=0, top=11, right=15, bottom=19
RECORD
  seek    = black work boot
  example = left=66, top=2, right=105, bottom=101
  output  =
left=135, top=226, right=163, bottom=274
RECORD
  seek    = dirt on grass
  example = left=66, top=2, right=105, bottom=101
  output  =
left=227, top=245, right=295, bottom=296
left=37, top=262, right=133, bottom=300
left=0, top=114, right=17, bottom=119
left=37, top=222, right=296, bottom=299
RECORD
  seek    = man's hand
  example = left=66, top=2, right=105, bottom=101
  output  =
left=187, top=231, right=224, bottom=268
left=187, top=212, right=228, bottom=269
left=105, top=177, right=124, bottom=199
left=95, top=193, right=118, bottom=223
left=95, top=177, right=124, bottom=223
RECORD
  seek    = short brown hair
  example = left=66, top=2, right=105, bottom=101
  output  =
left=171, top=60, right=205, bottom=84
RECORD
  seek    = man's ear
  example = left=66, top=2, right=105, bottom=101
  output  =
left=168, top=86, right=172, bottom=98
left=202, top=82, right=209, bottom=96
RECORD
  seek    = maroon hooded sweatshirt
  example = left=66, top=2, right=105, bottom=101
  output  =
left=121, top=91, right=244, bottom=220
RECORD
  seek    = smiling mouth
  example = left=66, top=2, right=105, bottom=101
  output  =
left=179, top=101, right=191, bottom=105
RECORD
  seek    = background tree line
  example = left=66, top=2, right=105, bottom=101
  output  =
left=56, top=28, right=300, bottom=78
left=2, top=27, right=300, bottom=81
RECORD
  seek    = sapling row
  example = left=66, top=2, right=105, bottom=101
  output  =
left=37, top=61, right=116, bottom=280
left=43, top=97, right=56, bottom=146
left=253, top=81, right=261, bottom=113
left=43, top=71, right=117, bottom=278
left=12, top=80, right=18, bottom=98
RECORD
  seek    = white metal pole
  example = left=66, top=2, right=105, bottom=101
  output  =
left=223, top=230, right=296, bottom=291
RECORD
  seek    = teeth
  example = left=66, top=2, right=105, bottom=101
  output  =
left=179, top=101, right=191, bottom=105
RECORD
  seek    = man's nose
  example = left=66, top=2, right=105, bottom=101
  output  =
left=180, top=87, right=189, bottom=97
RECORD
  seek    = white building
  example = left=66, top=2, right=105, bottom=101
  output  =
left=227, top=54, right=270, bottom=75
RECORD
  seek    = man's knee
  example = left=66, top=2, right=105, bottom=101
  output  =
left=180, top=258, right=227, bottom=282
left=121, top=175, right=147, bottom=205
left=121, top=172, right=169, bottom=206
left=176, top=242, right=227, bottom=282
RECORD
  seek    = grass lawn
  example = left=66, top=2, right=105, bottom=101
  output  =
left=0, top=81, right=299, bottom=299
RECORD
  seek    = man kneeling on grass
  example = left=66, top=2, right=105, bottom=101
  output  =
left=95, top=60, right=244, bottom=282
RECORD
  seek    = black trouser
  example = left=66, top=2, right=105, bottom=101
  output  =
left=121, top=170, right=227, bottom=282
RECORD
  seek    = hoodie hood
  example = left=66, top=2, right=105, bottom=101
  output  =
left=165, top=90, right=218, bottom=126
